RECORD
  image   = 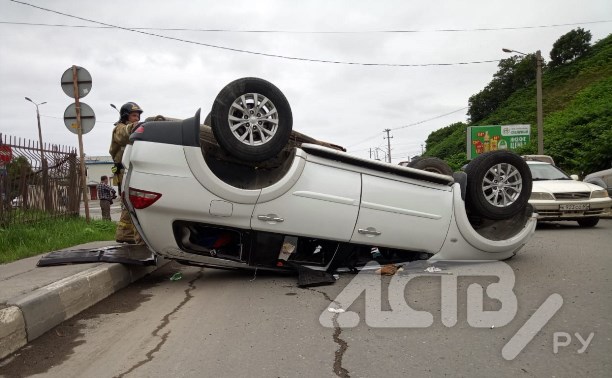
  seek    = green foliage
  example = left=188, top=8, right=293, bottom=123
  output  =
left=543, top=78, right=612, bottom=174
left=467, top=55, right=539, bottom=123
left=0, top=217, right=116, bottom=263
left=549, top=28, right=592, bottom=68
left=425, top=32, right=612, bottom=175
left=424, top=122, right=469, bottom=170
left=6, top=156, right=32, bottom=176
left=4, top=156, right=33, bottom=198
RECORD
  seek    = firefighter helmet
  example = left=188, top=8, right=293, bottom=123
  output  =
left=119, top=102, right=143, bottom=122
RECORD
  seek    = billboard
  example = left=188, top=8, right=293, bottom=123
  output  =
left=467, top=124, right=531, bottom=159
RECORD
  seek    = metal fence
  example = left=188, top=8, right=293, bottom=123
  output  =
left=0, top=133, right=82, bottom=227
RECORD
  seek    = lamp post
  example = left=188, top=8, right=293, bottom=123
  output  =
left=25, top=97, right=47, bottom=159
left=25, top=97, right=51, bottom=211
left=502, top=48, right=544, bottom=154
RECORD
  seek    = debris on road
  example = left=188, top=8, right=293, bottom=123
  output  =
left=376, top=264, right=402, bottom=275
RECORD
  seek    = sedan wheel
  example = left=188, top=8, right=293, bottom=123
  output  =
left=211, top=77, right=293, bottom=162
left=465, top=151, right=532, bottom=220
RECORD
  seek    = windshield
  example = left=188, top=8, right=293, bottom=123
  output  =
left=528, top=163, right=571, bottom=181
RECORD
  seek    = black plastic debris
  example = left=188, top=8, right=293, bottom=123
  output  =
left=296, top=265, right=336, bottom=288
left=37, top=244, right=156, bottom=267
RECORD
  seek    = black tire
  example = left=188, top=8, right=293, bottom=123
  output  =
left=211, top=77, right=293, bottom=162
left=577, top=217, right=599, bottom=228
left=407, top=157, right=454, bottom=176
left=204, top=111, right=211, bottom=126
left=464, top=151, right=532, bottom=220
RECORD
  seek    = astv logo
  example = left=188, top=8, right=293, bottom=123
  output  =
left=319, top=261, right=568, bottom=360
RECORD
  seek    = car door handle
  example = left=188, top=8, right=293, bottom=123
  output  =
left=358, top=227, right=381, bottom=236
left=257, top=214, right=284, bottom=223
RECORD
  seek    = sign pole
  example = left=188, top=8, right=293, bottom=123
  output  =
left=72, top=65, right=90, bottom=222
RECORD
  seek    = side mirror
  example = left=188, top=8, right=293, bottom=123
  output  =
left=570, top=174, right=579, bottom=181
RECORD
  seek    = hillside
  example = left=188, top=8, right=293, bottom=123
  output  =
left=424, top=33, right=612, bottom=175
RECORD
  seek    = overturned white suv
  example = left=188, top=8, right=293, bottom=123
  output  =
left=121, top=78, right=536, bottom=273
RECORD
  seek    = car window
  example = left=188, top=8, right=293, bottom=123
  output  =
left=528, top=164, right=571, bottom=181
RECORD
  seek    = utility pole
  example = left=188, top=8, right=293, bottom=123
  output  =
left=503, top=47, right=544, bottom=154
left=421, top=143, right=424, bottom=155
left=535, top=50, right=544, bottom=154
left=383, top=129, right=393, bottom=163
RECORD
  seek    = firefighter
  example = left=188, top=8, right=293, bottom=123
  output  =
left=109, top=102, right=144, bottom=244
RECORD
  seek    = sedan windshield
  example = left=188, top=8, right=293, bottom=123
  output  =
left=528, top=163, right=571, bottom=181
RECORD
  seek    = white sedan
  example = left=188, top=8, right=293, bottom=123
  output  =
left=121, top=78, right=537, bottom=272
left=527, top=161, right=612, bottom=227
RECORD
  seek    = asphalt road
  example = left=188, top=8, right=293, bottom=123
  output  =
left=1, top=220, right=611, bottom=378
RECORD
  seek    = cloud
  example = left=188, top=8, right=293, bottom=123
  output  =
left=1, top=0, right=610, bottom=163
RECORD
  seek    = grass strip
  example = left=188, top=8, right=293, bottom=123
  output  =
left=0, top=217, right=116, bottom=264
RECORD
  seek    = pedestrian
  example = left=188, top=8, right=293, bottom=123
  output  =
left=109, top=102, right=144, bottom=244
left=97, top=175, right=116, bottom=221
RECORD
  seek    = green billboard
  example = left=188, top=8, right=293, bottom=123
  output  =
left=467, top=124, right=531, bottom=159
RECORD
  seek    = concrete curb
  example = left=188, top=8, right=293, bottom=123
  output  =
left=0, top=258, right=168, bottom=360
left=0, top=307, right=26, bottom=359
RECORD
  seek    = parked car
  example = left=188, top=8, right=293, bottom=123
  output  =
left=522, top=154, right=556, bottom=165
left=11, top=196, right=23, bottom=208
left=527, top=161, right=612, bottom=227
left=584, top=168, right=612, bottom=197
left=121, top=78, right=537, bottom=273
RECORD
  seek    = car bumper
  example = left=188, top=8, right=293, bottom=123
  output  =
left=529, top=197, right=612, bottom=220
left=431, top=186, right=537, bottom=261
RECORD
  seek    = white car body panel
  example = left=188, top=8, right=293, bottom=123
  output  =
left=252, top=161, right=361, bottom=241
left=351, top=174, right=452, bottom=252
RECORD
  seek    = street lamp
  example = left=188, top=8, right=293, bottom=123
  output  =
left=24, top=97, right=47, bottom=160
left=502, top=48, right=544, bottom=154
left=25, top=97, right=51, bottom=211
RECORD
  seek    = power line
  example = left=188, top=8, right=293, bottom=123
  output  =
left=1, top=19, right=610, bottom=33
left=391, top=107, right=467, bottom=130
left=346, top=106, right=468, bottom=149
left=8, top=1, right=501, bottom=68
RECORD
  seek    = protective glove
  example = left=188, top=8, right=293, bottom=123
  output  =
left=111, top=162, right=124, bottom=174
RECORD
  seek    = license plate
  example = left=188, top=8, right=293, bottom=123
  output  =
left=559, top=203, right=590, bottom=211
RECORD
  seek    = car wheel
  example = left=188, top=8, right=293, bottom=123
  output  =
left=465, top=151, right=532, bottom=220
left=407, top=157, right=454, bottom=176
left=204, top=111, right=211, bottom=126
left=211, top=77, right=293, bottom=162
left=577, top=217, right=599, bottom=228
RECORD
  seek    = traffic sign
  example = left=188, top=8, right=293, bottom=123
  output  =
left=0, top=145, right=12, bottom=163
left=64, top=103, right=96, bottom=134
left=61, top=66, right=92, bottom=99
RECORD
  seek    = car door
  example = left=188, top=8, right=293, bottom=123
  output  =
left=350, top=174, right=453, bottom=253
left=252, top=161, right=361, bottom=242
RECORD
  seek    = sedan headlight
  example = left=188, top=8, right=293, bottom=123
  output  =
left=591, top=189, right=610, bottom=199
left=530, top=192, right=555, bottom=200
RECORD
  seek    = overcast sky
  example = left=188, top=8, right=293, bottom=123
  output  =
left=1, top=0, right=610, bottom=163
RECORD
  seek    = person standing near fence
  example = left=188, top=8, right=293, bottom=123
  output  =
left=97, top=175, right=116, bottom=221
left=109, top=102, right=144, bottom=244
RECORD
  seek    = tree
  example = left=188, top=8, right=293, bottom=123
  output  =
left=549, top=28, right=592, bottom=67
left=467, top=55, right=538, bottom=123
left=5, top=156, right=33, bottom=199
